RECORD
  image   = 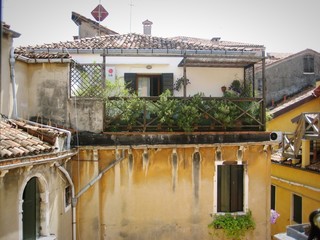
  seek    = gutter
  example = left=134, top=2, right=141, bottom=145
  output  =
left=27, top=48, right=264, bottom=58
left=10, top=47, right=18, bottom=118
left=15, top=55, right=72, bottom=63
left=0, top=151, right=76, bottom=171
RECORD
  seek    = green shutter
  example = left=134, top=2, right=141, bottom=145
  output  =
left=162, top=73, right=174, bottom=94
left=124, top=73, right=136, bottom=93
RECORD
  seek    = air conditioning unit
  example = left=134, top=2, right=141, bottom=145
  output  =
left=270, top=131, right=282, bottom=142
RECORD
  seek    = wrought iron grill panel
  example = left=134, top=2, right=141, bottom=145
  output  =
left=70, top=63, right=104, bottom=97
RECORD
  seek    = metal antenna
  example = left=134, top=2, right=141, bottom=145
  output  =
left=98, top=0, right=101, bottom=36
left=129, top=0, right=134, bottom=33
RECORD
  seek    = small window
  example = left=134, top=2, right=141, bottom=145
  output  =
left=293, top=194, right=302, bottom=223
left=217, top=164, right=244, bottom=212
left=65, top=185, right=72, bottom=208
left=124, top=73, right=173, bottom=96
left=303, top=55, right=314, bottom=73
left=271, top=185, right=276, bottom=210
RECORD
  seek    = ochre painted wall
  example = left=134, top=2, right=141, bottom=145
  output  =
left=72, top=144, right=271, bottom=240
left=267, top=97, right=320, bottom=133
left=267, top=93, right=320, bottom=237
left=270, top=164, right=320, bottom=236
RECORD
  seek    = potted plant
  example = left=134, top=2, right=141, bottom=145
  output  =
left=208, top=211, right=255, bottom=240
left=174, top=77, right=190, bottom=91
left=221, top=85, right=227, bottom=93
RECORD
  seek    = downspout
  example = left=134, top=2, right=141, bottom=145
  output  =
left=55, top=162, right=77, bottom=240
left=75, top=153, right=125, bottom=198
left=10, top=47, right=18, bottom=118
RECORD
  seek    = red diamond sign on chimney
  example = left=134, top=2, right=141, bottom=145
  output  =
left=91, top=4, right=108, bottom=22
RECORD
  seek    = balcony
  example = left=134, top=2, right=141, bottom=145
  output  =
left=103, top=95, right=265, bottom=132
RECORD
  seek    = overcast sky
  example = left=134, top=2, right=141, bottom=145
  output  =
left=2, top=0, right=320, bottom=53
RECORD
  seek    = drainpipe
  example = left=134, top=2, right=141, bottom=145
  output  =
left=20, top=119, right=71, bottom=150
left=10, top=47, right=18, bottom=118
left=75, top=153, right=125, bottom=199
left=55, top=162, right=77, bottom=240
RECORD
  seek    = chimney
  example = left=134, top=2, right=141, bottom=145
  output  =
left=142, top=19, right=153, bottom=35
left=211, top=37, right=221, bottom=44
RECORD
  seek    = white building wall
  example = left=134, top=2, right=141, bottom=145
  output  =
left=71, top=54, right=244, bottom=97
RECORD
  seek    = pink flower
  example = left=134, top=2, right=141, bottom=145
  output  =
left=270, top=209, right=280, bottom=224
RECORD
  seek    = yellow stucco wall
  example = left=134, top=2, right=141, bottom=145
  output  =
left=267, top=93, right=320, bottom=237
left=72, top=144, right=271, bottom=240
left=270, top=164, right=320, bottom=236
left=267, top=97, right=320, bottom=133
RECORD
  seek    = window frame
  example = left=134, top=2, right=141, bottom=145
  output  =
left=303, top=55, right=314, bottom=74
left=271, top=185, right=276, bottom=210
left=64, top=185, right=72, bottom=212
left=292, top=193, right=302, bottom=224
left=213, top=160, right=248, bottom=214
left=124, top=73, right=173, bottom=96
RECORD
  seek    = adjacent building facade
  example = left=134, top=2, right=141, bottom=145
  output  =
left=267, top=84, right=320, bottom=237
left=256, top=49, right=320, bottom=107
left=0, top=16, right=275, bottom=239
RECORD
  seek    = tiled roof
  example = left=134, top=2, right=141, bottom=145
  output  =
left=14, top=50, right=71, bottom=61
left=269, top=87, right=316, bottom=118
left=271, top=150, right=320, bottom=173
left=14, top=33, right=265, bottom=60
left=0, top=116, right=66, bottom=159
left=170, top=36, right=264, bottom=49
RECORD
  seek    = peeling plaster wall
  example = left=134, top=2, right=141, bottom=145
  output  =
left=72, top=144, right=271, bottom=240
left=68, top=98, right=104, bottom=133
left=14, top=61, right=104, bottom=132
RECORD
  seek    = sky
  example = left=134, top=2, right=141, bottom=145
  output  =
left=2, top=0, right=320, bottom=53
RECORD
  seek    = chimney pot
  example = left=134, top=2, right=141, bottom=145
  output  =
left=142, top=19, right=153, bottom=35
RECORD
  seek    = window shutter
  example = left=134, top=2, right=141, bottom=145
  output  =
left=124, top=73, right=137, bottom=93
left=162, top=73, right=174, bottom=94
left=217, top=164, right=244, bottom=213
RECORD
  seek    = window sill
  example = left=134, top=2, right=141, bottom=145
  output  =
left=38, top=235, right=56, bottom=240
left=303, top=72, right=315, bottom=75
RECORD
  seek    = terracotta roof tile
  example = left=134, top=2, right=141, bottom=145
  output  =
left=0, top=116, right=66, bottom=159
left=269, top=87, right=316, bottom=118
left=14, top=33, right=265, bottom=60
